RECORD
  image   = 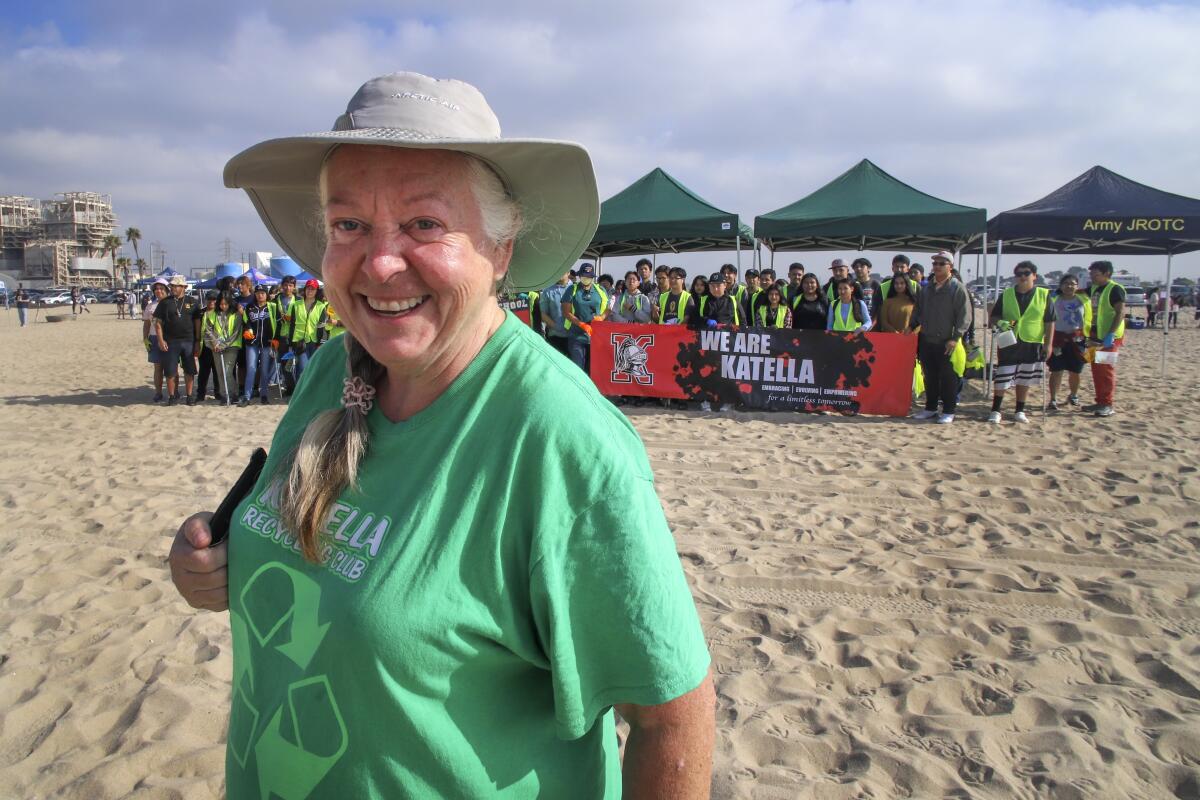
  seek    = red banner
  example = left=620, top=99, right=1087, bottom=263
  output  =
left=590, top=323, right=916, bottom=417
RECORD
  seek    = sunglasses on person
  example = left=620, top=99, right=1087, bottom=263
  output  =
left=931, top=259, right=949, bottom=266
left=1014, top=270, right=1033, bottom=277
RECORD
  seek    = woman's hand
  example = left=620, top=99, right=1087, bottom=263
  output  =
left=168, top=512, right=229, bottom=612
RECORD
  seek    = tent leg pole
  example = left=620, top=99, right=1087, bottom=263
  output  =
left=989, top=239, right=1003, bottom=398
left=770, top=250, right=775, bottom=269
left=979, top=233, right=988, bottom=398
left=1162, top=252, right=1173, bottom=380
left=736, top=236, right=742, bottom=272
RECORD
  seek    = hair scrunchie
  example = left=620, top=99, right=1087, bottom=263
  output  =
left=342, top=376, right=377, bottom=415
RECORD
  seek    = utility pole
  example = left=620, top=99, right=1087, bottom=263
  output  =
left=222, top=237, right=233, bottom=262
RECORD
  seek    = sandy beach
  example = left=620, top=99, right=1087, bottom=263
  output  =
left=2, top=305, right=1198, bottom=799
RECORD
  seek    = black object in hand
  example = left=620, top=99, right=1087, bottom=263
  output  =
left=209, top=448, right=267, bottom=547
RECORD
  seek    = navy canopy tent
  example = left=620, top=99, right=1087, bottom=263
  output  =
left=971, top=166, right=1200, bottom=377
left=976, top=166, right=1200, bottom=255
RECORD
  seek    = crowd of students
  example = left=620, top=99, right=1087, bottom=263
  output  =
left=520, top=254, right=1130, bottom=421
left=140, top=273, right=344, bottom=406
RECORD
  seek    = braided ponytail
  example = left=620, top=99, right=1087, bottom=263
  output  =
left=278, top=333, right=384, bottom=562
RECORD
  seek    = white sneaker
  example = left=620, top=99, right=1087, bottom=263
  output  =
left=936, top=413, right=955, bottom=424
left=699, top=401, right=712, bottom=412
left=987, top=411, right=1002, bottom=424
left=719, top=403, right=733, bottom=412
left=913, top=409, right=938, bottom=420
left=1013, top=411, right=1029, bottom=424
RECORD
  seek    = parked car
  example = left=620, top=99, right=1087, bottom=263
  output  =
left=39, top=292, right=73, bottom=306
left=1124, top=287, right=1147, bottom=308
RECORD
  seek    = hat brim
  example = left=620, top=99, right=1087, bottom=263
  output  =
left=223, top=130, right=599, bottom=293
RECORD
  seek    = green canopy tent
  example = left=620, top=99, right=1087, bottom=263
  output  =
left=754, top=159, right=987, bottom=255
left=583, top=167, right=757, bottom=269
left=755, top=159, right=994, bottom=392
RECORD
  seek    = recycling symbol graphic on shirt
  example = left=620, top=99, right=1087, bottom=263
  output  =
left=228, top=562, right=348, bottom=800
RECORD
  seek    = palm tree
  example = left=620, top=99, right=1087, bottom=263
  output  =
left=103, top=234, right=122, bottom=286
left=116, top=257, right=131, bottom=287
left=125, top=227, right=142, bottom=277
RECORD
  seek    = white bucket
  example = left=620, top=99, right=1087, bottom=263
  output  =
left=994, top=329, right=1017, bottom=349
left=1094, top=350, right=1119, bottom=365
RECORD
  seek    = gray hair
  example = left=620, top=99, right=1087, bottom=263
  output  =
left=282, top=149, right=522, bottom=563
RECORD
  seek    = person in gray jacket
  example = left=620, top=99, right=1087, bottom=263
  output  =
left=611, top=270, right=654, bottom=323
left=909, top=251, right=971, bottom=424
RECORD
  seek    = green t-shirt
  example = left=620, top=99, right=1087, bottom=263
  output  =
left=225, top=312, right=710, bottom=799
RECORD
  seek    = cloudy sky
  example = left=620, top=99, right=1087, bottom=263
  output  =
left=2, top=0, right=1198, bottom=282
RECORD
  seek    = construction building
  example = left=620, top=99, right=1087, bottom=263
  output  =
left=0, top=192, right=118, bottom=287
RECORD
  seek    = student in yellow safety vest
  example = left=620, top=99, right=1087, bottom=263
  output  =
left=757, top=284, right=791, bottom=328
left=826, top=279, right=872, bottom=332
left=1046, top=274, right=1092, bottom=411
left=988, top=261, right=1055, bottom=424
left=193, top=290, right=222, bottom=403
left=655, top=267, right=694, bottom=325
left=1085, top=260, right=1126, bottom=417
left=201, top=291, right=243, bottom=405
left=288, top=278, right=329, bottom=382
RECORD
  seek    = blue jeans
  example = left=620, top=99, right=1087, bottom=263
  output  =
left=243, top=343, right=274, bottom=400
left=295, top=342, right=320, bottom=382
left=566, top=335, right=591, bottom=373
left=17, top=306, right=27, bottom=326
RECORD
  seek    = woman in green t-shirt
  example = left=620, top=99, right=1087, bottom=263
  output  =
left=167, top=73, right=713, bottom=800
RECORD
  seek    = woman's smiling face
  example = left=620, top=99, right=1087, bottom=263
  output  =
left=320, top=146, right=511, bottom=378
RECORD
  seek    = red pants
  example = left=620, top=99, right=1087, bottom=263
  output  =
left=1091, top=337, right=1123, bottom=405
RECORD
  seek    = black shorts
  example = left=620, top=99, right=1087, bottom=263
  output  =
left=164, top=339, right=196, bottom=378
left=1047, top=342, right=1085, bottom=374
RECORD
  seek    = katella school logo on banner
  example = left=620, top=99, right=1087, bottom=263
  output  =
left=611, top=331, right=655, bottom=385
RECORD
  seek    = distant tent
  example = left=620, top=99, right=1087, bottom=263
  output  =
left=754, top=159, right=986, bottom=253
left=584, top=167, right=755, bottom=261
left=244, top=267, right=279, bottom=285
left=294, top=271, right=320, bottom=284
left=970, top=166, right=1200, bottom=378
left=270, top=256, right=304, bottom=279
left=136, top=266, right=183, bottom=285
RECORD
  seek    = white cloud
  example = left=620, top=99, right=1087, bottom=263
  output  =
left=1, top=0, right=1198, bottom=279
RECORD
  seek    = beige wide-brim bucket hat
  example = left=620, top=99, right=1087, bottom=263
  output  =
left=223, top=72, right=599, bottom=292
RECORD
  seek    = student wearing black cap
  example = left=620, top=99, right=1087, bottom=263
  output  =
left=240, top=284, right=279, bottom=406
left=695, top=271, right=741, bottom=328
left=560, top=262, right=608, bottom=373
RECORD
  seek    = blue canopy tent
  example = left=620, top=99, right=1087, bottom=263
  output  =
left=295, top=271, right=321, bottom=284
left=244, top=267, right=279, bottom=285
left=135, top=266, right=183, bottom=286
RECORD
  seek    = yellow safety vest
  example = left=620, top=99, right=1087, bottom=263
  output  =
left=563, top=284, right=608, bottom=331
left=326, top=305, right=345, bottom=338
left=697, top=295, right=741, bottom=326
left=1088, top=282, right=1125, bottom=340
left=1001, top=286, right=1050, bottom=343
left=758, top=305, right=787, bottom=328
left=657, top=291, right=691, bottom=324
left=880, top=278, right=919, bottom=299
left=292, top=300, right=328, bottom=344
left=831, top=300, right=861, bottom=332
left=202, top=310, right=242, bottom=350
